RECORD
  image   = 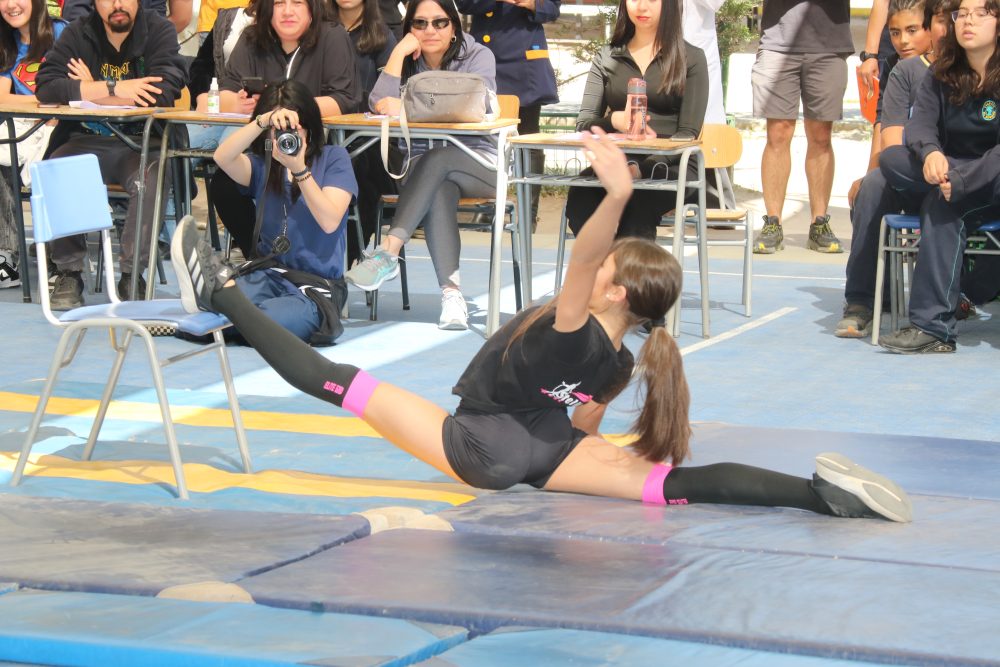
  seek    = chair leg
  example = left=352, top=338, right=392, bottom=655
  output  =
left=554, top=203, right=569, bottom=295
left=370, top=201, right=384, bottom=321
left=136, top=325, right=188, bottom=499
left=213, top=329, right=252, bottom=473
left=507, top=204, right=523, bottom=311
left=696, top=207, right=710, bottom=338
left=399, top=245, right=410, bottom=311
left=871, top=220, right=889, bottom=345
left=81, top=327, right=132, bottom=461
left=9, top=327, right=87, bottom=487
left=890, top=230, right=902, bottom=333
left=742, top=211, right=753, bottom=317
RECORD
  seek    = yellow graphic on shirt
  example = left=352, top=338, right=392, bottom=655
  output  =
left=101, top=62, right=131, bottom=81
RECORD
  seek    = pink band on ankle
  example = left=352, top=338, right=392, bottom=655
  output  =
left=642, top=463, right=673, bottom=505
left=342, top=370, right=379, bottom=418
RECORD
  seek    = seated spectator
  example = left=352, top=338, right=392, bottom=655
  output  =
left=331, top=0, right=398, bottom=267
left=877, top=0, right=1000, bottom=353
left=563, top=0, right=708, bottom=241
left=195, top=0, right=248, bottom=37
left=209, top=0, right=359, bottom=258
left=344, top=0, right=498, bottom=331
left=0, top=0, right=67, bottom=288
left=836, top=0, right=948, bottom=338
left=35, top=0, right=186, bottom=308
left=208, top=79, right=357, bottom=344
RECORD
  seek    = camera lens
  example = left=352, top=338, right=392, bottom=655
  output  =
left=276, top=130, right=301, bottom=155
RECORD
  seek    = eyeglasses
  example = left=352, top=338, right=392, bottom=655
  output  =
left=411, top=17, right=451, bottom=31
left=951, top=7, right=996, bottom=22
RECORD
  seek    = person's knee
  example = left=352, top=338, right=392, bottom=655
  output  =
left=765, top=120, right=795, bottom=147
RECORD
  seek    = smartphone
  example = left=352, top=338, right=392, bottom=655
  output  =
left=241, top=77, right=266, bottom=96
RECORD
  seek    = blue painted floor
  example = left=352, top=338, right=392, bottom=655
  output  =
left=1, top=233, right=999, bottom=665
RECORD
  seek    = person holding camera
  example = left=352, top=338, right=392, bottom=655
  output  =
left=210, top=80, right=358, bottom=345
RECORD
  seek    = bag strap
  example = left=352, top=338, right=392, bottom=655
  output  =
left=380, top=104, right=412, bottom=180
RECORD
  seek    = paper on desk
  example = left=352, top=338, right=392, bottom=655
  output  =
left=551, top=131, right=629, bottom=141
left=69, top=100, right=137, bottom=110
left=206, top=112, right=251, bottom=118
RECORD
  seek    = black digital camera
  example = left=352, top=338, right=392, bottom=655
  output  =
left=275, top=130, right=302, bottom=156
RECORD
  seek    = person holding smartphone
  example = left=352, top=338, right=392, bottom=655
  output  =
left=211, top=0, right=360, bottom=257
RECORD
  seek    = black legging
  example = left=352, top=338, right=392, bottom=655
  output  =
left=210, top=171, right=257, bottom=257
left=211, top=283, right=835, bottom=514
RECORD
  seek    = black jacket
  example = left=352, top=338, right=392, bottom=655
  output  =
left=36, top=8, right=186, bottom=108
left=905, top=75, right=1000, bottom=202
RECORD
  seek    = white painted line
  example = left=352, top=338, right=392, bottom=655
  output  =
left=680, top=307, right=797, bottom=356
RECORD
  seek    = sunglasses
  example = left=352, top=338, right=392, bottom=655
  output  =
left=411, top=17, right=452, bottom=30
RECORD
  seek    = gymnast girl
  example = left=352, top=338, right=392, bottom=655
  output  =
left=172, top=126, right=913, bottom=523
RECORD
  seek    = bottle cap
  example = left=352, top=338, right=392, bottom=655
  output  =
left=627, top=78, right=646, bottom=95
left=210, top=77, right=219, bottom=88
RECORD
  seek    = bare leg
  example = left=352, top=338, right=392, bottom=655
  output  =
left=803, top=119, right=835, bottom=219
left=543, top=436, right=653, bottom=500
left=761, top=118, right=796, bottom=218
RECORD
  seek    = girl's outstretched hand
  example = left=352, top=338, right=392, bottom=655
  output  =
left=582, top=127, right=633, bottom=202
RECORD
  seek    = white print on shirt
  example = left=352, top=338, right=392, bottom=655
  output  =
left=540, top=380, right=593, bottom=407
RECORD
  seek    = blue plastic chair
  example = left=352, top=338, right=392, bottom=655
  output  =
left=9, top=154, right=252, bottom=499
left=872, top=213, right=1000, bottom=345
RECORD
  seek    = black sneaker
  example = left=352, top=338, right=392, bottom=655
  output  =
left=753, top=215, right=783, bottom=254
left=50, top=270, right=84, bottom=310
left=808, top=215, right=844, bottom=253
left=835, top=303, right=873, bottom=338
left=879, top=327, right=956, bottom=354
left=117, top=272, right=147, bottom=301
left=171, top=215, right=235, bottom=313
left=813, top=452, right=912, bottom=522
left=0, top=251, right=19, bottom=289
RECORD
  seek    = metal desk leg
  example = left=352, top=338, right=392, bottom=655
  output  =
left=130, top=115, right=155, bottom=301
left=145, top=120, right=173, bottom=300
left=518, top=144, right=533, bottom=305
left=5, top=116, right=32, bottom=303
left=487, top=127, right=511, bottom=336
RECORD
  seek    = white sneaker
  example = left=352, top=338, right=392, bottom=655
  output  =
left=438, top=289, right=468, bottom=330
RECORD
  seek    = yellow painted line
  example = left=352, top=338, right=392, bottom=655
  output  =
left=0, top=391, right=381, bottom=438
left=0, top=452, right=480, bottom=505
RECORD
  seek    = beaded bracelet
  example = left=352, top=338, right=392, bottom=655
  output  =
left=290, top=167, right=310, bottom=178
left=294, top=171, right=313, bottom=183
left=255, top=114, right=269, bottom=129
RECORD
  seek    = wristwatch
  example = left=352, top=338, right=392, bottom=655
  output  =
left=106, top=79, right=117, bottom=97
left=859, top=51, right=879, bottom=62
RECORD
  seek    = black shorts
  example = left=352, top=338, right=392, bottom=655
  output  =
left=442, top=408, right=589, bottom=490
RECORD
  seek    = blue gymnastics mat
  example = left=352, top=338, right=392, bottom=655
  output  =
left=0, top=589, right=466, bottom=667
left=416, top=627, right=892, bottom=666
left=0, top=495, right=368, bottom=595
left=242, top=528, right=1000, bottom=666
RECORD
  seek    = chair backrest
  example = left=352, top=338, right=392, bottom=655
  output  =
left=30, top=154, right=113, bottom=243
left=174, top=86, right=192, bottom=111
left=698, top=124, right=743, bottom=170
left=498, top=94, right=520, bottom=121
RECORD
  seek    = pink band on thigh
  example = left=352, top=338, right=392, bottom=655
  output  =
left=342, top=370, right=379, bottom=418
left=642, top=463, right=673, bottom=505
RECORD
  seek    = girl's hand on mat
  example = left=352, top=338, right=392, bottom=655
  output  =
left=922, top=150, right=950, bottom=185
left=582, top=127, right=632, bottom=201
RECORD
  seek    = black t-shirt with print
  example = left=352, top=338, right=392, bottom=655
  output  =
left=453, top=306, right=635, bottom=414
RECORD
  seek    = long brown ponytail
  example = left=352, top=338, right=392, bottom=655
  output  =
left=609, top=238, right=691, bottom=464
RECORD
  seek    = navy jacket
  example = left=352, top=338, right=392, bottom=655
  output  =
left=455, top=0, right=559, bottom=108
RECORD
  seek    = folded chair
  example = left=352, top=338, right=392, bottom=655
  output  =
left=9, top=154, right=251, bottom=500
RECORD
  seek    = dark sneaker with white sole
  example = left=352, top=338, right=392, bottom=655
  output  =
left=879, top=327, right=955, bottom=354
left=50, top=270, right=84, bottom=310
left=171, top=216, right=236, bottom=313
left=813, top=452, right=913, bottom=522
left=835, top=303, right=873, bottom=338
left=808, top=215, right=844, bottom=253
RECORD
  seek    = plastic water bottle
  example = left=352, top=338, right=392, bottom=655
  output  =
left=207, top=77, right=221, bottom=114
left=626, top=78, right=648, bottom=140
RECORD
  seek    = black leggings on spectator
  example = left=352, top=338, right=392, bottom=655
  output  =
left=210, top=171, right=257, bottom=257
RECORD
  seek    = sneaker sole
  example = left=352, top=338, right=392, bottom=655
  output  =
left=438, top=319, right=468, bottom=331
left=170, top=217, right=202, bottom=314
left=834, top=323, right=872, bottom=338
left=752, top=243, right=783, bottom=254
left=815, top=452, right=912, bottom=523
left=346, top=264, right=400, bottom=292
left=878, top=338, right=956, bottom=354
left=807, top=240, right=844, bottom=253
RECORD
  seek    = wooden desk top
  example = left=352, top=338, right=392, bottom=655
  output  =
left=510, top=132, right=699, bottom=152
left=323, top=113, right=519, bottom=131
left=153, top=109, right=251, bottom=123
left=0, top=102, right=158, bottom=119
